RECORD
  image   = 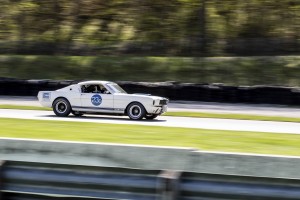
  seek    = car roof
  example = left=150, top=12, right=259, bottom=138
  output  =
left=78, top=81, right=116, bottom=85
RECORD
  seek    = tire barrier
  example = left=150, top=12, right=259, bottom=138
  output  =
left=1, top=77, right=300, bottom=105
left=2, top=160, right=300, bottom=200
left=0, top=78, right=78, bottom=96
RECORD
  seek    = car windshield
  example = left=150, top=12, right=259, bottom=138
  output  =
left=106, top=83, right=127, bottom=94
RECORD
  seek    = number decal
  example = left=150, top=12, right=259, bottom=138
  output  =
left=91, top=94, right=102, bottom=106
left=43, top=92, right=50, bottom=101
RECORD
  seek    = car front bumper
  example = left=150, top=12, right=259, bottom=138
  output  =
left=148, top=105, right=167, bottom=115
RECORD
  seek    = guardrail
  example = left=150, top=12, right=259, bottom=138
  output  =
left=2, top=160, right=300, bottom=200
left=2, top=138, right=300, bottom=179
left=1, top=160, right=159, bottom=200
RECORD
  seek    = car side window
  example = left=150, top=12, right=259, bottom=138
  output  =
left=82, top=85, right=94, bottom=93
left=81, top=84, right=111, bottom=94
left=81, top=86, right=85, bottom=93
left=81, top=85, right=88, bottom=93
left=99, top=85, right=110, bottom=94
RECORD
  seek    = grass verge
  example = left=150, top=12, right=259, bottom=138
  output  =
left=1, top=118, right=300, bottom=156
left=1, top=104, right=300, bottom=123
left=0, top=104, right=51, bottom=111
left=166, top=112, right=300, bottom=123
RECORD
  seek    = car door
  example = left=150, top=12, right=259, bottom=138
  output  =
left=80, top=85, right=114, bottom=113
left=67, top=85, right=82, bottom=107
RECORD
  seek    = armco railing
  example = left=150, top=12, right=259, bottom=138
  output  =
left=2, top=161, right=300, bottom=200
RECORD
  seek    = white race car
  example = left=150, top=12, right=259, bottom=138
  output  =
left=37, top=81, right=168, bottom=120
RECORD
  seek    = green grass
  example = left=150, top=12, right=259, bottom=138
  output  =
left=2, top=104, right=300, bottom=123
left=1, top=55, right=300, bottom=86
left=1, top=118, right=300, bottom=156
left=166, top=112, right=300, bottom=123
left=0, top=104, right=51, bottom=111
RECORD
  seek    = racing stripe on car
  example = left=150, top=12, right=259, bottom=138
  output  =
left=72, top=106, right=124, bottom=111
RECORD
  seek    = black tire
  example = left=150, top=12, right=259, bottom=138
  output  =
left=71, top=111, right=83, bottom=117
left=53, top=98, right=71, bottom=117
left=145, top=114, right=158, bottom=120
left=127, top=102, right=146, bottom=120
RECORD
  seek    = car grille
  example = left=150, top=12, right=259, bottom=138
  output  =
left=159, top=100, right=168, bottom=105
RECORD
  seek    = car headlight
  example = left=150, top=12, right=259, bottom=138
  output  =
left=159, top=100, right=168, bottom=105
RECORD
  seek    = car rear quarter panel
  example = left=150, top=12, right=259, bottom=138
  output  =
left=38, top=90, right=80, bottom=108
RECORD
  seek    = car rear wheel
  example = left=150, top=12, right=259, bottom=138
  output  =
left=145, top=114, right=158, bottom=120
left=127, top=102, right=146, bottom=120
left=53, top=98, right=71, bottom=117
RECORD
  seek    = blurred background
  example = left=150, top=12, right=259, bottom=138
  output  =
left=0, top=0, right=300, bottom=85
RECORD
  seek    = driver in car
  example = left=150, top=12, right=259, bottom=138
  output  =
left=100, top=85, right=109, bottom=94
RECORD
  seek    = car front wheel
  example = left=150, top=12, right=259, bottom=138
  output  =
left=127, top=102, right=146, bottom=120
left=53, top=98, right=71, bottom=117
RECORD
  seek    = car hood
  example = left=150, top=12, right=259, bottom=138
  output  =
left=118, top=93, right=167, bottom=100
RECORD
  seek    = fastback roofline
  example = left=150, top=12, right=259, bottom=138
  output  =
left=78, top=80, right=114, bottom=85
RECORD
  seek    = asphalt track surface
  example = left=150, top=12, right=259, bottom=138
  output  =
left=2, top=109, right=300, bottom=134
left=2, top=95, right=300, bottom=134
left=2, top=95, right=300, bottom=117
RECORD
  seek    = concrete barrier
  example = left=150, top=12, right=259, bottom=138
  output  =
left=0, top=138, right=193, bottom=170
left=188, top=150, right=300, bottom=178
left=1, top=138, right=300, bottom=178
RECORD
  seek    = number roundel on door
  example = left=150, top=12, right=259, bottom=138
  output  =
left=91, top=94, right=102, bottom=106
